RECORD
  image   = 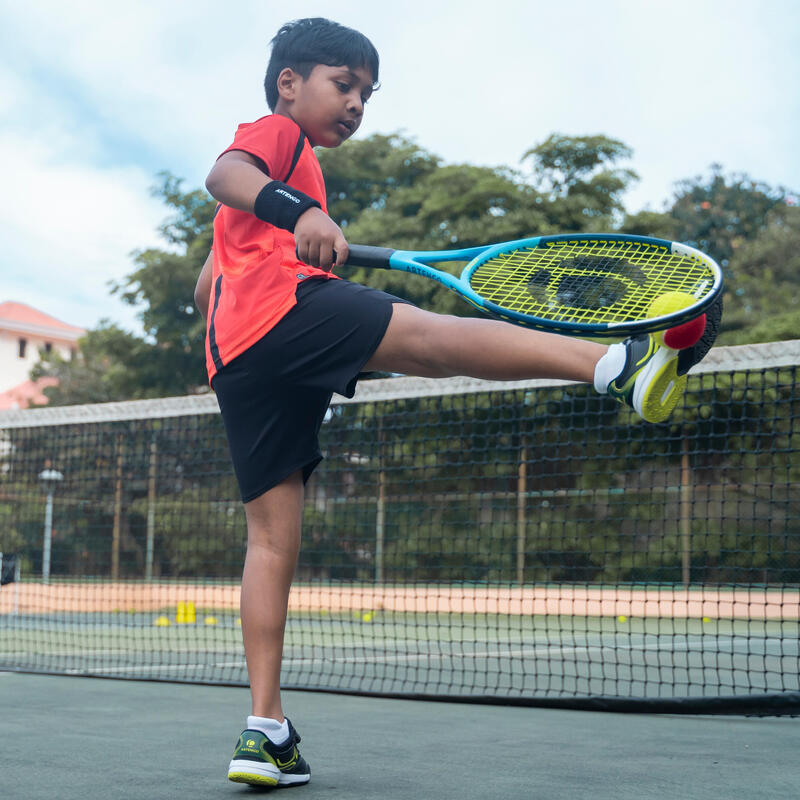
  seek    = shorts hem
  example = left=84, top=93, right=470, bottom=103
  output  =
left=338, top=299, right=404, bottom=398
left=240, top=453, right=323, bottom=504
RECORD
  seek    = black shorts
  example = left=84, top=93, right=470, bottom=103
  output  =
left=211, top=278, right=410, bottom=503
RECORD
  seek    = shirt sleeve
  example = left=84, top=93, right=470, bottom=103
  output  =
left=218, top=115, right=301, bottom=180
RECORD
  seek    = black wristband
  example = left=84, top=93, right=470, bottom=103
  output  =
left=253, top=180, right=321, bottom=232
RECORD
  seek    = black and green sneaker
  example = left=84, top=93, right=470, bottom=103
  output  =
left=605, top=296, right=721, bottom=423
left=227, top=720, right=310, bottom=787
left=606, top=334, right=687, bottom=423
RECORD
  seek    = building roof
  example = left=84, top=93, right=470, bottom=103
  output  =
left=0, top=301, right=85, bottom=342
left=0, top=377, right=59, bottom=411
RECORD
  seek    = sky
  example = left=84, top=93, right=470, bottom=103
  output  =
left=1, top=0, right=798, bottom=333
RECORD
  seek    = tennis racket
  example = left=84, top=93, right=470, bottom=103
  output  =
left=343, top=233, right=723, bottom=337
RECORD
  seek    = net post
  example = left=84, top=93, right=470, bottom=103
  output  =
left=516, top=434, right=527, bottom=584
left=680, top=429, right=692, bottom=586
left=145, top=436, right=158, bottom=581
left=375, top=418, right=385, bottom=584
left=111, top=432, right=124, bottom=580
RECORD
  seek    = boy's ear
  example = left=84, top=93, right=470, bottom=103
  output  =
left=276, top=67, right=300, bottom=102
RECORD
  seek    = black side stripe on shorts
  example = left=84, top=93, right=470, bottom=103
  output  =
left=282, top=130, right=306, bottom=183
left=208, top=274, right=224, bottom=371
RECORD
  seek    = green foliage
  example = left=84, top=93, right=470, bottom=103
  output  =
left=522, top=134, right=638, bottom=229
left=0, top=500, right=26, bottom=554
left=129, top=492, right=246, bottom=577
left=668, top=164, right=788, bottom=269
left=716, top=206, right=800, bottom=344
left=317, top=133, right=440, bottom=227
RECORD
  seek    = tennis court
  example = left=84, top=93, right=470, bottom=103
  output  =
left=2, top=671, right=799, bottom=800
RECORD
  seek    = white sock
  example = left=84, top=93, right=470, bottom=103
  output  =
left=247, top=715, right=290, bottom=745
left=593, top=343, right=627, bottom=394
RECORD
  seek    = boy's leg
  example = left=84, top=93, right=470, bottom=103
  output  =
left=241, top=469, right=304, bottom=721
left=364, top=303, right=606, bottom=381
left=364, top=302, right=710, bottom=422
left=228, top=469, right=311, bottom=787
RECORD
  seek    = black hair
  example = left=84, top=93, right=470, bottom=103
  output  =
left=264, top=18, right=380, bottom=111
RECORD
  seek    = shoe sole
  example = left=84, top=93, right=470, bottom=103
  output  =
left=632, top=345, right=687, bottom=423
left=227, top=759, right=311, bottom=787
left=228, top=759, right=279, bottom=786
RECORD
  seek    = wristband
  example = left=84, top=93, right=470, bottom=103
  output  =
left=253, top=180, right=321, bottom=232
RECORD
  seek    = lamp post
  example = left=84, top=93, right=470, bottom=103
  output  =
left=38, top=467, right=63, bottom=584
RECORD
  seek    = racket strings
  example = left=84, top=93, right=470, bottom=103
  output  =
left=469, top=240, right=716, bottom=325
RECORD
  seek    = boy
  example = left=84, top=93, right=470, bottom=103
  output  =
left=196, top=18, right=716, bottom=788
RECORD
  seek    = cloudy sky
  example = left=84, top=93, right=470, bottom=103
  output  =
left=1, top=0, right=798, bottom=333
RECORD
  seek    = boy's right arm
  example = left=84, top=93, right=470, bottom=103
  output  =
left=206, top=151, right=349, bottom=270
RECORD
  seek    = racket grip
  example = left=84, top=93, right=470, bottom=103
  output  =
left=343, top=244, right=395, bottom=269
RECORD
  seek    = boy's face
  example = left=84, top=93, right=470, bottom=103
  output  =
left=279, top=64, right=374, bottom=148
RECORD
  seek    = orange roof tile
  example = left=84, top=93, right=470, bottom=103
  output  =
left=0, top=377, right=59, bottom=410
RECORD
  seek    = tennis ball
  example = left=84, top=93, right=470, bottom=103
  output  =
left=702, top=616, right=711, bottom=623
left=664, top=315, right=706, bottom=349
left=617, top=615, right=628, bottom=623
left=362, top=612, right=374, bottom=623
left=235, top=617, right=242, bottom=626
left=154, top=616, right=171, bottom=627
left=204, top=616, right=218, bottom=626
left=649, top=292, right=705, bottom=348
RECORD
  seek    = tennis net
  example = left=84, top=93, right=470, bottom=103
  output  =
left=1, top=340, right=798, bottom=714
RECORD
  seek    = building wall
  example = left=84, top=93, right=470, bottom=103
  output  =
left=0, top=329, right=75, bottom=394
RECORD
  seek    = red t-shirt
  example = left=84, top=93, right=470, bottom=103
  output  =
left=205, top=114, right=338, bottom=381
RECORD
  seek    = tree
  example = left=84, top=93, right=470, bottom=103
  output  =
left=35, top=174, right=215, bottom=404
left=522, top=134, right=638, bottom=231
left=716, top=205, right=800, bottom=344
left=668, top=164, right=788, bottom=270
left=621, top=168, right=797, bottom=346
left=317, top=133, right=440, bottom=227
left=336, top=161, right=550, bottom=314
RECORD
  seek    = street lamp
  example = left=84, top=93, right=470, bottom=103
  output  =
left=38, top=467, right=63, bottom=584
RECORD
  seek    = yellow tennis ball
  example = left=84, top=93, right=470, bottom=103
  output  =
left=154, top=616, right=171, bottom=627
left=617, top=615, right=627, bottom=623
left=362, top=612, right=374, bottom=623
left=204, top=616, right=218, bottom=626
left=648, top=291, right=697, bottom=346
left=702, top=616, right=711, bottom=623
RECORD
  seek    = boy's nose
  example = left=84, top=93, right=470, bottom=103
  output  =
left=347, top=94, right=363, bottom=115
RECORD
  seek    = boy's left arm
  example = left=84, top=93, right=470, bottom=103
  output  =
left=194, top=251, right=213, bottom=323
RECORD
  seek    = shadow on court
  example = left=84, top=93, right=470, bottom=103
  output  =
left=1, top=671, right=798, bottom=800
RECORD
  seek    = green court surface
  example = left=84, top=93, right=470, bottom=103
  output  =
left=1, top=670, right=798, bottom=800
left=2, top=609, right=798, bottom=704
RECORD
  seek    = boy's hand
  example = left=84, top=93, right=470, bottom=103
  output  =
left=294, top=207, right=349, bottom=271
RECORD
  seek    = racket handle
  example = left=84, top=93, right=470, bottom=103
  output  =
left=343, top=244, right=395, bottom=269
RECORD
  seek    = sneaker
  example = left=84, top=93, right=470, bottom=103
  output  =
left=677, top=294, right=722, bottom=376
left=602, top=297, right=721, bottom=423
left=227, top=719, right=311, bottom=787
left=605, top=334, right=687, bottom=423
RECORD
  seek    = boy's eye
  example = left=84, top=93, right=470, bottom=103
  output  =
left=336, top=82, right=350, bottom=93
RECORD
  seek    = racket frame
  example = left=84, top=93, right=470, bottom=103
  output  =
left=346, top=233, right=723, bottom=337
